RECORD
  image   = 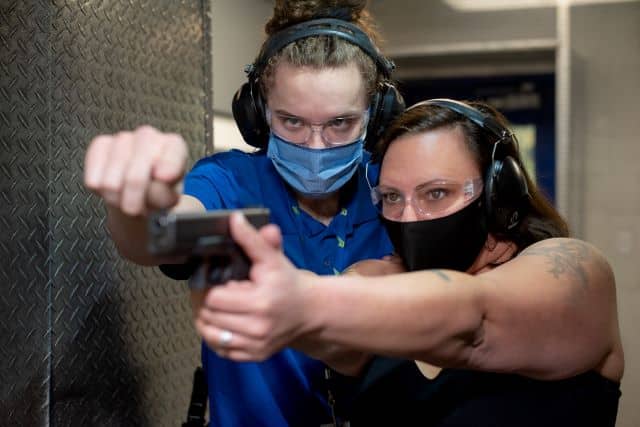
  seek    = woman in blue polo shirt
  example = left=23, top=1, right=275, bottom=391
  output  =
left=84, top=1, right=404, bottom=425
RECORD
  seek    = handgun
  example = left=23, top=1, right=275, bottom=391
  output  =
left=148, top=208, right=270, bottom=289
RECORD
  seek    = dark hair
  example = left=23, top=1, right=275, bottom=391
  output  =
left=259, top=0, right=383, bottom=100
left=372, top=101, right=569, bottom=249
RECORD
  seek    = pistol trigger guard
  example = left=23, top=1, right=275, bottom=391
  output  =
left=188, top=263, right=209, bottom=290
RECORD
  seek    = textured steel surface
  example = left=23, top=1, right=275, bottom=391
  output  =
left=1, top=1, right=210, bottom=425
left=0, top=1, right=52, bottom=425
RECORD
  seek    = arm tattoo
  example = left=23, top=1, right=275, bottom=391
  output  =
left=520, top=240, right=591, bottom=288
left=430, top=269, right=451, bottom=282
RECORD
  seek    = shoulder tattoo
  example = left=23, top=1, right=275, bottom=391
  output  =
left=519, top=239, right=593, bottom=288
left=430, top=269, right=451, bottom=282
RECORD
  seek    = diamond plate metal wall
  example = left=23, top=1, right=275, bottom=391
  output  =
left=0, top=1, right=52, bottom=425
left=1, top=1, right=211, bottom=425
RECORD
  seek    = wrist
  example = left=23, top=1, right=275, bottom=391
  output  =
left=297, top=271, right=327, bottom=338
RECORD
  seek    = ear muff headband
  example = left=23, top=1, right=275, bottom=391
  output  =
left=407, top=98, right=513, bottom=144
left=248, top=18, right=395, bottom=80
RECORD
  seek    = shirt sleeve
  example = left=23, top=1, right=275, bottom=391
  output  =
left=182, top=156, right=229, bottom=210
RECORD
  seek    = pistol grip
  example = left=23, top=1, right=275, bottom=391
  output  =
left=187, top=249, right=251, bottom=290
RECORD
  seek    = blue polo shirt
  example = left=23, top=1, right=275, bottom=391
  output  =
left=183, top=149, right=392, bottom=427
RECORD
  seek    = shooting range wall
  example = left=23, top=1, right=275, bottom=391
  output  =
left=0, top=1, right=211, bottom=425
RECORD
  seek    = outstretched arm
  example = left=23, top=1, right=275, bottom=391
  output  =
left=304, top=238, right=622, bottom=380
left=200, top=213, right=623, bottom=381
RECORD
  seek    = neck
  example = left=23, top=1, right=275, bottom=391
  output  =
left=297, top=192, right=340, bottom=226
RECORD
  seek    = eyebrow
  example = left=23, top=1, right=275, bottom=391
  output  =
left=273, top=109, right=363, bottom=121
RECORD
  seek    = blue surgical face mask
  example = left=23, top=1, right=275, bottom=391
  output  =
left=266, top=132, right=364, bottom=197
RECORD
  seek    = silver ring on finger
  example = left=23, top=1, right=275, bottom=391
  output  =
left=219, top=329, right=233, bottom=348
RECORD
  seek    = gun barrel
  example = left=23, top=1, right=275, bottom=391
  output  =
left=148, top=208, right=270, bottom=256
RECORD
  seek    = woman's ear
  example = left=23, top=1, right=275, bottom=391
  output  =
left=469, top=234, right=517, bottom=274
left=485, top=233, right=517, bottom=265
left=484, top=234, right=498, bottom=251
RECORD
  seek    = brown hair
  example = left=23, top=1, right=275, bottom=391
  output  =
left=373, top=101, right=569, bottom=250
left=258, top=0, right=383, bottom=100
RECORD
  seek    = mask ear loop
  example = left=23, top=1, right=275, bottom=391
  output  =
left=364, top=161, right=381, bottom=205
left=365, top=161, right=373, bottom=189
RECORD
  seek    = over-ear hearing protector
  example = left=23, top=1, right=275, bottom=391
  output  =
left=416, top=98, right=530, bottom=232
left=231, top=18, right=405, bottom=150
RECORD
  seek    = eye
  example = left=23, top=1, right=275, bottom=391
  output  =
left=328, top=117, right=357, bottom=131
left=381, top=190, right=403, bottom=204
left=415, top=185, right=453, bottom=202
left=278, top=115, right=304, bottom=129
left=427, top=188, right=449, bottom=200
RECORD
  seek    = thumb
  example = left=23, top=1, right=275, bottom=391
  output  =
left=229, top=212, right=275, bottom=264
left=146, top=180, right=182, bottom=210
left=260, top=224, right=283, bottom=250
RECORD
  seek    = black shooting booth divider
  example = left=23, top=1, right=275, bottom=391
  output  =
left=0, top=1, right=212, bottom=425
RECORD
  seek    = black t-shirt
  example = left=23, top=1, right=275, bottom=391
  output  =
left=341, top=357, right=621, bottom=427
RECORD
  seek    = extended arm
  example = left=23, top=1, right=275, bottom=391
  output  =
left=304, top=238, right=622, bottom=380
left=199, top=214, right=623, bottom=381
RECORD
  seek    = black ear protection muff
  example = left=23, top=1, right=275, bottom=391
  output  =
left=416, top=98, right=531, bottom=232
left=231, top=18, right=405, bottom=150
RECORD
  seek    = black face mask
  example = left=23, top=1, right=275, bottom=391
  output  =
left=382, top=198, right=488, bottom=272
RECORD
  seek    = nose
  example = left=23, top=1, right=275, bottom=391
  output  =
left=399, top=199, right=419, bottom=222
left=306, top=127, right=326, bottom=149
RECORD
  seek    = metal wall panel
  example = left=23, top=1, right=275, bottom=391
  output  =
left=1, top=1, right=210, bottom=425
left=0, top=1, right=52, bottom=425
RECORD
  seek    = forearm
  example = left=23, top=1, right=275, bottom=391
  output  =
left=106, top=194, right=204, bottom=265
left=286, top=268, right=371, bottom=375
left=303, top=270, right=484, bottom=368
left=106, top=205, right=158, bottom=265
left=293, top=338, right=371, bottom=376
left=299, top=258, right=402, bottom=375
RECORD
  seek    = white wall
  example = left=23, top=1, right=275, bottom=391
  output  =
left=211, top=0, right=273, bottom=152
left=211, top=0, right=272, bottom=115
left=370, top=0, right=556, bottom=52
left=212, top=114, right=251, bottom=152
left=568, top=3, right=640, bottom=426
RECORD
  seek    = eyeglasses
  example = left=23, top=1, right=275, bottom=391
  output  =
left=266, top=108, right=370, bottom=146
left=370, top=177, right=484, bottom=220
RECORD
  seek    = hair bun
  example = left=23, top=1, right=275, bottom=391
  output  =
left=266, top=0, right=368, bottom=35
left=313, top=6, right=353, bottom=21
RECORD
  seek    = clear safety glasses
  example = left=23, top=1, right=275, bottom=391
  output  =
left=369, top=176, right=484, bottom=220
left=266, top=108, right=370, bottom=147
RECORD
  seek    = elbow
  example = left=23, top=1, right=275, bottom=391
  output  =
left=455, top=313, right=488, bottom=370
left=424, top=306, right=487, bottom=369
